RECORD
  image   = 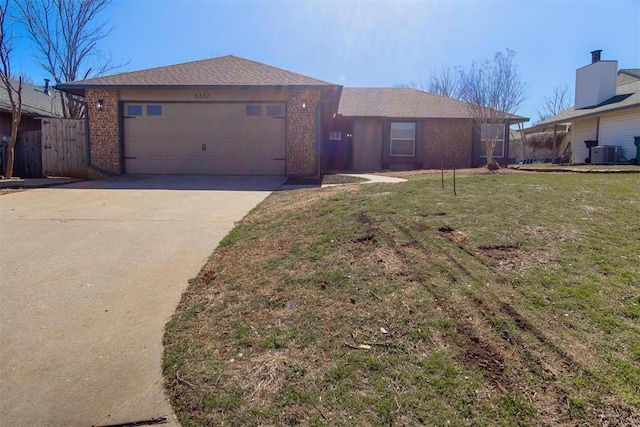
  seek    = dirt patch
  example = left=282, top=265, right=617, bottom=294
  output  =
left=438, top=226, right=468, bottom=246
left=457, top=320, right=506, bottom=387
left=477, top=243, right=557, bottom=273
left=244, top=352, right=293, bottom=403
left=358, top=212, right=398, bottom=250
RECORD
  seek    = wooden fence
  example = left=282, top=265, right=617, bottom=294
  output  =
left=14, top=130, right=43, bottom=178
left=41, top=118, right=91, bottom=178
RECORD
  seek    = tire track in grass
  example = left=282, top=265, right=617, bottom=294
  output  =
left=359, top=214, right=638, bottom=424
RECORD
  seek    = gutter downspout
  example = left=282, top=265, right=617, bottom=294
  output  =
left=81, top=99, right=118, bottom=177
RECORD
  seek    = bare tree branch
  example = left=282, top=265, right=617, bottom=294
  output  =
left=535, top=85, right=571, bottom=123
left=1, top=0, right=24, bottom=178
left=427, top=65, right=462, bottom=99
left=394, top=81, right=426, bottom=90
left=16, top=0, right=125, bottom=118
left=459, top=49, right=527, bottom=170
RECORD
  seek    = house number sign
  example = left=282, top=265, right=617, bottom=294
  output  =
left=193, top=93, right=210, bottom=100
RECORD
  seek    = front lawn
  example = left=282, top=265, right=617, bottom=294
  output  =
left=163, top=172, right=640, bottom=426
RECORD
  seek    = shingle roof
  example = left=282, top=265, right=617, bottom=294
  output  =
left=617, top=68, right=640, bottom=85
left=57, top=55, right=335, bottom=90
left=538, top=78, right=640, bottom=126
left=337, top=87, right=527, bottom=121
left=0, top=79, right=63, bottom=117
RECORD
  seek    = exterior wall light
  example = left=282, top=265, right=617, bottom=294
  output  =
left=302, top=102, right=306, bottom=109
left=95, top=99, right=104, bottom=111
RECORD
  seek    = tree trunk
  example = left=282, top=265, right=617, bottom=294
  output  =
left=4, top=116, right=18, bottom=178
left=485, top=140, right=500, bottom=170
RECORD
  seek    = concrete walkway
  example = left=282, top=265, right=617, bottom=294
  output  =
left=278, top=173, right=407, bottom=190
left=0, top=175, right=284, bottom=426
left=340, top=173, right=407, bottom=184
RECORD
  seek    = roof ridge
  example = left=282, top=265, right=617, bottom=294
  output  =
left=61, top=55, right=337, bottom=87
left=224, top=55, right=335, bottom=85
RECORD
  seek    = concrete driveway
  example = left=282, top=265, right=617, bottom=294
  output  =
left=0, top=175, right=284, bottom=426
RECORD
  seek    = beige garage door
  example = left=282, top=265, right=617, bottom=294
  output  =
left=123, top=102, right=286, bottom=175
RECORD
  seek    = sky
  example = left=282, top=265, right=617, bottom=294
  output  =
left=10, top=0, right=640, bottom=126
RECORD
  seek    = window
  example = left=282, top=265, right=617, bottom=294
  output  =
left=146, top=105, right=162, bottom=116
left=126, top=105, right=142, bottom=116
left=329, top=131, right=342, bottom=141
left=246, top=105, right=262, bottom=116
left=480, top=124, right=505, bottom=158
left=390, top=122, right=416, bottom=156
left=266, top=105, right=284, bottom=117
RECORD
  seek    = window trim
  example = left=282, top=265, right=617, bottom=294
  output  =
left=390, top=122, right=416, bottom=157
left=480, top=123, right=506, bottom=158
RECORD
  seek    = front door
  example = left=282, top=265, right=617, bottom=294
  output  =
left=325, top=127, right=353, bottom=171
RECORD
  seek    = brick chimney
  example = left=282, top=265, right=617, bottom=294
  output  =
left=574, top=50, right=618, bottom=109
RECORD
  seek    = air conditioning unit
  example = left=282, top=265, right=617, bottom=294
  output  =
left=591, top=145, right=618, bottom=164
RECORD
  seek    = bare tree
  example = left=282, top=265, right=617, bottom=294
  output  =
left=427, top=65, right=462, bottom=99
left=536, top=85, right=571, bottom=123
left=395, top=66, right=462, bottom=99
left=459, top=49, right=527, bottom=170
left=17, top=0, right=121, bottom=118
left=0, top=0, right=23, bottom=179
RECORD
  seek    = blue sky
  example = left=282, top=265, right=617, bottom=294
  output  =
left=12, top=0, right=640, bottom=124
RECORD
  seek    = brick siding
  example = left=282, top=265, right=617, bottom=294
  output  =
left=424, top=119, right=474, bottom=169
left=86, top=89, right=120, bottom=174
left=286, top=89, right=321, bottom=176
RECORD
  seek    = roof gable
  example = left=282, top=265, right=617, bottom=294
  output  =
left=57, top=55, right=335, bottom=89
left=338, top=87, right=526, bottom=121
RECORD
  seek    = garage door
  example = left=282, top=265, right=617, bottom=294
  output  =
left=123, top=102, right=286, bottom=175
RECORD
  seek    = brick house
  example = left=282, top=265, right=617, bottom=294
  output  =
left=57, top=55, right=526, bottom=177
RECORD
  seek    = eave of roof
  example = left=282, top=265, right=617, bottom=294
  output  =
left=55, top=84, right=341, bottom=97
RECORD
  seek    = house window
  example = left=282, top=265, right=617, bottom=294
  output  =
left=329, top=131, right=342, bottom=141
left=480, top=124, right=505, bottom=158
left=390, top=122, right=416, bottom=157
left=246, top=105, right=262, bottom=116
left=126, top=105, right=142, bottom=116
left=146, top=105, right=162, bottom=116
left=266, top=105, right=284, bottom=117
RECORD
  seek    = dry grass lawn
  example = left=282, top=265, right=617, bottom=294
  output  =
left=164, top=171, right=640, bottom=426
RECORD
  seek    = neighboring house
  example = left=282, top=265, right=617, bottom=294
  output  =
left=0, top=79, right=62, bottom=135
left=538, top=50, right=639, bottom=164
left=0, top=79, right=63, bottom=177
left=56, top=55, right=526, bottom=177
